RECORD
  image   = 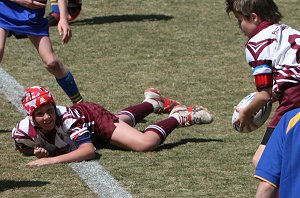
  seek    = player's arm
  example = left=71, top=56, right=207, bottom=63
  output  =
left=13, top=133, right=36, bottom=156
left=15, top=143, right=50, bottom=158
left=256, top=181, right=277, bottom=198
left=243, top=88, right=272, bottom=114
left=26, top=142, right=95, bottom=167
left=248, top=69, right=273, bottom=114
left=57, top=0, right=72, bottom=44
left=236, top=88, right=272, bottom=131
left=16, top=143, right=34, bottom=156
left=236, top=64, right=273, bottom=131
left=11, top=0, right=46, bottom=9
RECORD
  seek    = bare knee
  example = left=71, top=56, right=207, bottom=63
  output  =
left=130, top=139, right=157, bottom=152
left=117, top=115, right=134, bottom=126
left=122, top=139, right=158, bottom=152
left=44, top=58, right=67, bottom=77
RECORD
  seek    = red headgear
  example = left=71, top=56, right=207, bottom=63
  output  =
left=22, top=86, right=55, bottom=116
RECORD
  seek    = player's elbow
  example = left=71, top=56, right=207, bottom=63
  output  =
left=78, top=142, right=97, bottom=161
left=86, top=151, right=96, bottom=160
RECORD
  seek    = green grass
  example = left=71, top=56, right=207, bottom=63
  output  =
left=1, top=0, right=299, bottom=197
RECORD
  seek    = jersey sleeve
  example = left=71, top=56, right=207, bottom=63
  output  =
left=252, top=64, right=273, bottom=90
left=12, top=121, right=37, bottom=155
left=60, top=106, right=93, bottom=147
left=68, top=124, right=92, bottom=147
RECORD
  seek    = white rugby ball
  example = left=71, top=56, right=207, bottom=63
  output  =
left=232, top=92, right=272, bottom=132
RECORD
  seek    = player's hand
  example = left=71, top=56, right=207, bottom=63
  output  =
left=13, top=0, right=46, bottom=9
left=57, top=19, right=72, bottom=44
left=234, top=107, right=257, bottom=132
left=33, top=146, right=49, bottom=158
left=27, top=157, right=58, bottom=167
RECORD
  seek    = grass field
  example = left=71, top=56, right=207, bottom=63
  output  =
left=1, top=0, right=300, bottom=197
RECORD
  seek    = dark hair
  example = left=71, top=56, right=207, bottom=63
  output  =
left=225, top=0, right=282, bottom=23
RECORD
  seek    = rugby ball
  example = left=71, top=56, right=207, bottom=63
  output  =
left=232, top=92, right=272, bottom=132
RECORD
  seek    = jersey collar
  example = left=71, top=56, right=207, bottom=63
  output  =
left=248, top=21, right=274, bottom=40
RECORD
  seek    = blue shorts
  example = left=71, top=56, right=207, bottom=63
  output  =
left=0, top=0, right=48, bottom=36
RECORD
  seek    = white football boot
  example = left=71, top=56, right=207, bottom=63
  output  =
left=143, top=88, right=181, bottom=114
left=169, top=105, right=214, bottom=127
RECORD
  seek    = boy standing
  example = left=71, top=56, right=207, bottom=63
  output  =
left=0, top=0, right=83, bottom=104
left=226, top=0, right=300, bottom=166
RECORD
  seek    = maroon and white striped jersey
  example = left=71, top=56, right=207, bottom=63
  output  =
left=246, top=21, right=300, bottom=94
left=11, top=105, right=94, bottom=155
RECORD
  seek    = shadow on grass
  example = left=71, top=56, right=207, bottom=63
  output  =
left=0, top=129, right=12, bottom=133
left=0, top=180, right=50, bottom=192
left=71, top=14, right=174, bottom=26
left=155, top=138, right=224, bottom=151
left=97, top=137, right=223, bottom=152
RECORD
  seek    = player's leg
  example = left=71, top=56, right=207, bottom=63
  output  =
left=110, top=120, right=163, bottom=151
left=111, top=105, right=213, bottom=151
left=253, top=127, right=274, bottom=167
left=117, top=88, right=181, bottom=126
left=28, top=35, right=83, bottom=103
left=29, top=35, right=66, bottom=77
left=0, top=28, right=9, bottom=62
left=253, top=144, right=266, bottom=167
left=254, top=86, right=300, bottom=166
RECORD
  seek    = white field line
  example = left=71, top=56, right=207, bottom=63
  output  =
left=0, top=67, right=132, bottom=198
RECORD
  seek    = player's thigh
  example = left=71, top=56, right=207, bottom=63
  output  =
left=110, top=121, right=160, bottom=151
left=28, top=35, right=56, bottom=62
left=0, top=28, right=8, bottom=54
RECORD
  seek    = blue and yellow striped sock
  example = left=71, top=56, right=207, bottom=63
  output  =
left=56, top=72, right=83, bottom=104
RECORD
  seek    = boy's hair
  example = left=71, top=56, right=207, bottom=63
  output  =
left=225, top=0, right=282, bottom=23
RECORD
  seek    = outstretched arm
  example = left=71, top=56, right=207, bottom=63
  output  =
left=26, top=142, right=96, bottom=167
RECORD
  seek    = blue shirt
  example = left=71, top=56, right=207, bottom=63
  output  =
left=255, top=108, right=300, bottom=198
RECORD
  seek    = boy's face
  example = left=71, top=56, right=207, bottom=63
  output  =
left=233, top=12, right=259, bottom=38
left=33, top=103, right=56, bottom=133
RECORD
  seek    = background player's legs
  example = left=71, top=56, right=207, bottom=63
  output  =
left=28, top=35, right=83, bottom=103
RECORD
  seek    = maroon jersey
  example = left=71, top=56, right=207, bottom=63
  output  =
left=12, top=102, right=119, bottom=154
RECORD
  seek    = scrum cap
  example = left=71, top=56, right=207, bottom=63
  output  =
left=22, top=86, right=55, bottom=116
